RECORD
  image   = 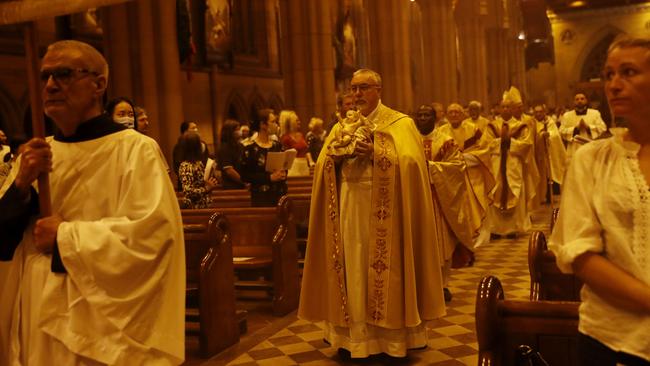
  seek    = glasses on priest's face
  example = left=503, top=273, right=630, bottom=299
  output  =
left=40, top=67, right=99, bottom=86
left=350, top=83, right=380, bottom=93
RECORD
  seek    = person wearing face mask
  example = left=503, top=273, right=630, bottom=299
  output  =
left=240, top=108, right=287, bottom=206
left=105, top=96, right=136, bottom=129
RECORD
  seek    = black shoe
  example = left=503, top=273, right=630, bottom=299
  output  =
left=337, top=348, right=352, bottom=360
left=444, top=288, right=452, bottom=302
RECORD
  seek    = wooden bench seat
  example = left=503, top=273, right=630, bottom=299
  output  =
left=182, top=197, right=299, bottom=316
left=528, top=231, right=582, bottom=301
left=182, top=211, right=240, bottom=357
left=476, top=275, right=580, bottom=366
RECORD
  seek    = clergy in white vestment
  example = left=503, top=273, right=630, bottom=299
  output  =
left=299, top=69, right=445, bottom=359
left=483, top=94, right=534, bottom=236
left=0, top=40, right=185, bottom=365
left=560, top=92, right=608, bottom=160
left=532, top=104, right=567, bottom=202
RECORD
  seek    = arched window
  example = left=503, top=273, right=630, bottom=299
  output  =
left=580, top=33, right=619, bottom=82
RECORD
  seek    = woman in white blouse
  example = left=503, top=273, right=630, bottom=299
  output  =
left=550, top=35, right=650, bottom=365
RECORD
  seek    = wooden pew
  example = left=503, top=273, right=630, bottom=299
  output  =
left=285, top=193, right=312, bottom=274
left=182, top=198, right=299, bottom=316
left=528, top=231, right=582, bottom=301
left=476, top=275, right=580, bottom=366
left=182, top=211, right=239, bottom=357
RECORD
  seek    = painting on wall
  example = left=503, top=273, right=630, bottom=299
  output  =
left=205, top=0, right=233, bottom=69
left=334, top=0, right=359, bottom=83
left=70, top=8, right=103, bottom=38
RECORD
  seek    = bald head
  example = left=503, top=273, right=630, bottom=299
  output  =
left=47, top=40, right=109, bottom=81
left=41, top=40, right=109, bottom=136
left=447, top=103, right=464, bottom=127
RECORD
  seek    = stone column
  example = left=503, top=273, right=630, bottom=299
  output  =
left=103, top=0, right=184, bottom=162
left=279, top=0, right=337, bottom=126
left=419, top=0, right=458, bottom=107
left=507, top=0, right=527, bottom=98
left=455, top=0, right=489, bottom=106
left=366, top=0, right=413, bottom=112
left=485, top=0, right=510, bottom=105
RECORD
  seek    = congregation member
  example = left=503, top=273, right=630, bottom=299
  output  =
left=172, top=120, right=209, bottom=189
left=306, top=117, right=327, bottom=163
left=484, top=90, right=534, bottom=237
left=279, top=109, right=313, bottom=174
left=178, top=132, right=219, bottom=208
left=416, top=104, right=479, bottom=302
left=0, top=40, right=185, bottom=365
left=300, top=69, right=445, bottom=359
left=550, top=35, right=650, bottom=366
left=134, top=106, right=150, bottom=135
left=532, top=104, right=566, bottom=202
left=105, top=96, right=136, bottom=129
left=241, top=108, right=287, bottom=207
left=560, top=92, right=608, bottom=160
left=217, top=119, right=246, bottom=189
left=239, top=123, right=251, bottom=144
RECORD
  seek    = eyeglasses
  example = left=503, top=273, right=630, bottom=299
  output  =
left=350, top=83, right=379, bottom=93
left=40, top=67, right=99, bottom=85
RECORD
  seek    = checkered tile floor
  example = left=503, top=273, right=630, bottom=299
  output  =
left=194, top=203, right=553, bottom=366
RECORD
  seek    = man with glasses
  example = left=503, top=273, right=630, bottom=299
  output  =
left=300, top=69, right=445, bottom=359
left=0, top=40, right=185, bottom=365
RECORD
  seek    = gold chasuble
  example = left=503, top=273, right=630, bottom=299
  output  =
left=422, top=129, right=481, bottom=256
left=484, top=117, right=533, bottom=234
left=299, top=103, right=445, bottom=358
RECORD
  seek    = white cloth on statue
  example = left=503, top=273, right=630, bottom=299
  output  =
left=560, top=109, right=607, bottom=160
left=549, top=131, right=650, bottom=361
left=322, top=104, right=427, bottom=358
left=0, top=130, right=185, bottom=365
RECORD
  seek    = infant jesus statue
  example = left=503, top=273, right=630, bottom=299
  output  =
left=327, top=109, right=376, bottom=159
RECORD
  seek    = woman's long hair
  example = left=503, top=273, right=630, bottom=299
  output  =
left=178, top=132, right=204, bottom=163
left=220, top=119, right=240, bottom=145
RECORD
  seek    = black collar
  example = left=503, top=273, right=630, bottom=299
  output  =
left=575, top=108, right=588, bottom=116
left=53, top=113, right=126, bottom=143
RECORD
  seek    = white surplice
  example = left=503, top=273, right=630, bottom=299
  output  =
left=0, top=129, right=185, bottom=365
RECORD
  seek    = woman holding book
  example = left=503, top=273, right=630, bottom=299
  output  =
left=178, top=132, right=219, bottom=209
left=280, top=110, right=314, bottom=175
left=241, top=109, right=288, bottom=206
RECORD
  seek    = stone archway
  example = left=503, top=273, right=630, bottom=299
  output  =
left=248, top=90, right=267, bottom=124
left=574, top=29, right=623, bottom=126
left=224, top=90, right=248, bottom=123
